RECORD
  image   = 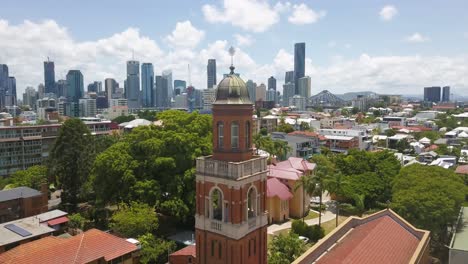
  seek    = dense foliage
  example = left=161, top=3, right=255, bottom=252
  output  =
left=138, top=233, right=176, bottom=264
left=50, top=119, right=94, bottom=212
left=291, top=220, right=324, bottom=242
left=110, top=202, right=159, bottom=238
left=9, top=165, right=48, bottom=190
left=392, top=164, right=466, bottom=249
left=268, top=232, right=306, bottom=264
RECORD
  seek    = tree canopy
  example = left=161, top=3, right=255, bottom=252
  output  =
left=268, top=232, right=305, bottom=264
left=9, top=165, right=48, bottom=190
left=392, top=164, right=466, bottom=246
left=110, top=202, right=159, bottom=238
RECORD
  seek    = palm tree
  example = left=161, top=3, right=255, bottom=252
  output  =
left=272, top=140, right=292, bottom=161
left=294, top=174, right=317, bottom=223
left=253, top=133, right=272, bottom=155
left=324, top=172, right=349, bottom=227
left=313, top=167, right=328, bottom=227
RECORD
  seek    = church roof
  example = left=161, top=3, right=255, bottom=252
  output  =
left=213, top=66, right=252, bottom=105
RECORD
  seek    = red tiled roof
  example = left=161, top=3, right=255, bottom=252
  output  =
left=455, top=165, right=468, bottom=174
left=268, top=166, right=302, bottom=180
left=170, top=245, right=196, bottom=257
left=47, top=216, right=69, bottom=226
left=0, top=229, right=138, bottom=264
left=267, top=178, right=293, bottom=200
left=315, top=215, right=421, bottom=264
left=425, top=144, right=439, bottom=151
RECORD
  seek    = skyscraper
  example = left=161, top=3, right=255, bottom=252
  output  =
left=268, top=76, right=277, bottom=91
left=207, top=59, right=217, bottom=88
left=66, top=70, right=84, bottom=103
left=246, top=80, right=256, bottom=102
left=23, top=87, right=38, bottom=110
left=162, top=70, right=173, bottom=101
left=6, top=77, right=17, bottom=106
left=285, top=71, right=294, bottom=84
left=0, top=64, right=9, bottom=109
left=442, top=86, right=450, bottom=102
left=44, top=60, right=56, bottom=94
left=256, top=83, right=267, bottom=101
left=126, top=60, right=140, bottom=108
left=298, top=76, right=311, bottom=98
left=155, top=75, right=168, bottom=108
left=56, top=80, right=67, bottom=98
left=105, top=78, right=118, bottom=100
left=424, top=86, right=441, bottom=103
left=283, top=83, right=295, bottom=106
left=174, top=80, right=187, bottom=95
left=294, top=42, right=305, bottom=94
left=141, top=63, right=154, bottom=107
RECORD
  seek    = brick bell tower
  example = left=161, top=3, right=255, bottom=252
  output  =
left=195, top=48, right=268, bottom=264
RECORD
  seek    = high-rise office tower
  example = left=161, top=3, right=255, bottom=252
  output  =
left=207, top=59, right=217, bottom=88
left=56, top=80, right=67, bottom=98
left=141, top=63, right=154, bottom=107
left=38, top=84, right=45, bottom=99
left=424, top=86, right=441, bottom=103
left=246, top=80, right=256, bottom=102
left=126, top=60, right=140, bottom=108
left=268, top=76, right=277, bottom=91
left=87, top=82, right=101, bottom=93
left=6, top=77, right=17, bottom=106
left=174, top=80, right=187, bottom=94
left=0, top=64, right=8, bottom=109
left=298, top=76, right=311, bottom=98
left=162, top=70, right=173, bottom=101
left=294, top=42, right=305, bottom=94
left=442, top=86, right=450, bottom=102
left=44, top=60, right=56, bottom=94
left=105, top=78, right=118, bottom=100
left=266, top=89, right=276, bottom=102
left=155, top=75, right=168, bottom=108
left=285, top=71, right=294, bottom=84
left=256, top=83, right=267, bottom=101
left=283, top=83, right=295, bottom=106
left=23, top=87, right=38, bottom=110
left=66, top=70, right=84, bottom=103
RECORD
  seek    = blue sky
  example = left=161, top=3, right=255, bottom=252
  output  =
left=1, top=0, right=468, bottom=96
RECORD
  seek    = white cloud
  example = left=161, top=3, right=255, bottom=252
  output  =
left=344, top=43, right=352, bottom=49
left=165, top=21, right=205, bottom=49
left=234, top=34, right=254, bottom=47
left=1, top=19, right=467, bottom=97
left=202, top=0, right=281, bottom=32
left=328, top=41, right=336, bottom=48
left=405, top=32, right=430, bottom=43
left=288, top=4, right=326, bottom=25
left=379, top=5, right=398, bottom=21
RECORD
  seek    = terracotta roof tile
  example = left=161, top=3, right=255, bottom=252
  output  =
left=170, top=244, right=196, bottom=257
left=315, top=216, right=420, bottom=264
left=455, top=165, right=468, bottom=174
left=267, top=178, right=293, bottom=200
left=0, top=229, right=138, bottom=264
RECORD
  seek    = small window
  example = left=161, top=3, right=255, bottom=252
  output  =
left=231, top=122, right=239, bottom=149
left=218, top=122, right=224, bottom=149
left=245, top=121, right=250, bottom=148
left=211, top=240, right=215, bottom=256
left=219, top=243, right=222, bottom=258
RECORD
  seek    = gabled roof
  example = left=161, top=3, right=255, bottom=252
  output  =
left=0, top=229, right=138, bottom=264
left=170, top=244, right=196, bottom=257
left=293, top=209, right=430, bottom=264
left=274, top=157, right=316, bottom=172
left=267, top=178, right=293, bottom=200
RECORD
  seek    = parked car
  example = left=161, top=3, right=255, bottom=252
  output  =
left=298, top=236, right=309, bottom=243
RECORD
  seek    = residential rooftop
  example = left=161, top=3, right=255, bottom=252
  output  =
left=0, top=187, right=42, bottom=203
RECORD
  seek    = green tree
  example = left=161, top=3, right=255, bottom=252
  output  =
left=277, top=123, right=294, bottom=133
left=268, top=232, right=305, bottom=264
left=92, top=142, right=138, bottom=206
left=324, top=172, right=349, bottom=226
left=112, top=115, right=135, bottom=124
left=68, top=213, right=87, bottom=230
left=138, top=233, right=176, bottom=264
left=351, top=107, right=359, bottom=115
left=137, top=110, right=157, bottom=121
left=299, top=122, right=310, bottom=131
left=392, top=164, right=466, bottom=249
left=385, top=129, right=396, bottom=137
left=110, top=202, right=159, bottom=238
left=50, top=118, right=93, bottom=212
left=10, top=165, right=48, bottom=190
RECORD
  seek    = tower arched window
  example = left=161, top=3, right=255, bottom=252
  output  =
left=210, top=188, right=223, bottom=221
left=217, top=122, right=224, bottom=149
left=247, top=186, right=257, bottom=219
left=245, top=121, right=251, bottom=149
left=231, top=122, right=239, bottom=149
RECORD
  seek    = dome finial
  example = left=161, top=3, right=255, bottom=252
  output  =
left=229, top=46, right=236, bottom=74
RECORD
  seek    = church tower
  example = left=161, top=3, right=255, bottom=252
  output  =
left=195, top=53, right=268, bottom=264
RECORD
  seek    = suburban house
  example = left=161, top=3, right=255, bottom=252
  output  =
left=292, top=209, right=430, bottom=264
left=0, top=228, right=140, bottom=264
left=0, top=186, right=48, bottom=223
left=0, top=209, right=68, bottom=252
left=318, top=128, right=371, bottom=151
left=169, top=244, right=197, bottom=264
left=267, top=157, right=316, bottom=221
left=271, top=131, right=322, bottom=159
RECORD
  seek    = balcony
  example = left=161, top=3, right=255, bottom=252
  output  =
left=196, top=155, right=267, bottom=180
left=195, top=213, right=268, bottom=240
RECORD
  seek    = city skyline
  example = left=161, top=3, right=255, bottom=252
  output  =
left=1, top=0, right=468, bottom=97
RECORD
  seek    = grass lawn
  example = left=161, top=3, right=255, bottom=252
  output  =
left=321, top=216, right=348, bottom=235
left=304, top=211, right=320, bottom=220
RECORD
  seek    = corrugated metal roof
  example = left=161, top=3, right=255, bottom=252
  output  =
left=0, top=187, right=42, bottom=202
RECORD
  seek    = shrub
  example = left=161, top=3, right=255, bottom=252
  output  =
left=291, top=220, right=324, bottom=242
left=291, top=219, right=307, bottom=236
left=339, top=203, right=360, bottom=216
